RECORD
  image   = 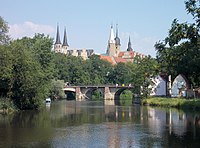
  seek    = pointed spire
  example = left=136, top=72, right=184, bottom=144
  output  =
left=115, top=24, right=120, bottom=45
left=63, top=27, right=69, bottom=46
left=116, top=24, right=119, bottom=38
left=55, top=23, right=61, bottom=44
left=127, top=36, right=133, bottom=51
left=108, top=24, right=115, bottom=44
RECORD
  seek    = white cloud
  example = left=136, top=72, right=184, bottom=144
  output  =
left=8, top=21, right=55, bottom=39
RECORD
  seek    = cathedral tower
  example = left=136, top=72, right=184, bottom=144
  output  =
left=114, top=24, right=121, bottom=55
left=54, top=24, right=62, bottom=53
left=62, top=27, right=69, bottom=55
left=107, top=25, right=117, bottom=56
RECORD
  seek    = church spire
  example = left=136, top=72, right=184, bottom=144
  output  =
left=116, top=24, right=119, bottom=37
left=127, top=36, right=133, bottom=51
left=115, top=24, right=120, bottom=45
left=55, top=24, right=61, bottom=44
left=108, top=24, right=115, bottom=44
left=62, top=27, right=69, bottom=46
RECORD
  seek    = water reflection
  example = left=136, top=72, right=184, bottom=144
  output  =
left=0, top=100, right=200, bottom=147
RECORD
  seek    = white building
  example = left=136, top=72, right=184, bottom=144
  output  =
left=149, top=75, right=166, bottom=96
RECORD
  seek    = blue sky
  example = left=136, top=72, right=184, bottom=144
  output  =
left=1, top=0, right=194, bottom=57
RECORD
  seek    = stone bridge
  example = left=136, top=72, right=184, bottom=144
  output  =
left=63, top=85, right=134, bottom=101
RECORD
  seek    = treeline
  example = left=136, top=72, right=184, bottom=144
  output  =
left=0, top=0, right=199, bottom=110
left=0, top=16, right=158, bottom=110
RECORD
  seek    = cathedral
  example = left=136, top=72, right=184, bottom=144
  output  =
left=54, top=24, right=145, bottom=63
left=54, top=25, right=94, bottom=60
left=100, top=25, right=146, bottom=64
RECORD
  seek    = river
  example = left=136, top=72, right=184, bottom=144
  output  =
left=0, top=100, right=200, bottom=147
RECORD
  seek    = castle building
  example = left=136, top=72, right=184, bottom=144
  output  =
left=54, top=24, right=94, bottom=60
left=101, top=25, right=146, bottom=64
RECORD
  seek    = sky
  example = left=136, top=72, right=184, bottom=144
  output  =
left=1, top=0, right=194, bottom=57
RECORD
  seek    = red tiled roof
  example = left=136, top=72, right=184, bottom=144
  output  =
left=118, top=52, right=124, bottom=57
left=100, top=55, right=115, bottom=65
left=113, top=57, right=127, bottom=64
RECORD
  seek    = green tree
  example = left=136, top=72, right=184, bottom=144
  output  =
left=0, top=17, right=12, bottom=97
left=110, top=62, right=131, bottom=85
left=133, top=56, right=159, bottom=97
left=11, top=40, right=46, bottom=109
left=86, top=55, right=113, bottom=85
left=0, top=33, right=54, bottom=110
left=155, top=0, right=200, bottom=87
left=49, top=79, right=65, bottom=100
left=0, top=16, right=10, bottom=45
left=0, top=45, right=13, bottom=97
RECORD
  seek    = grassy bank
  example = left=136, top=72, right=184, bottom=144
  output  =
left=0, top=98, right=16, bottom=114
left=142, top=97, right=200, bottom=110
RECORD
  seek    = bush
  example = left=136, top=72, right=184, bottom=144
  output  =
left=49, top=79, right=65, bottom=100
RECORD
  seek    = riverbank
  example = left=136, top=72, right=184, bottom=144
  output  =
left=142, top=97, right=200, bottom=110
left=0, top=98, right=16, bottom=114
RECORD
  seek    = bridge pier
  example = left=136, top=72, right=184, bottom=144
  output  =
left=104, top=87, right=114, bottom=100
left=76, top=87, right=85, bottom=101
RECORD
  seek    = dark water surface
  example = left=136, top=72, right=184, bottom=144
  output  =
left=0, top=100, right=200, bottom=148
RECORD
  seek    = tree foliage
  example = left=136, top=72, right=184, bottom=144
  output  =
left=49, top=79, right=65, bottom=100
left=155, top=0, right=200, bottom=87
left=0, top=16, right=160, bottom=109
left=0, top=16, right=10, bottom=45
left=0, top=16, right=54, bottom=109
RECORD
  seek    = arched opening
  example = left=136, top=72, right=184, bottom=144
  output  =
left=64, top=91, right=76, bottom=100
left=85, top=88, right=104, bottom=101
left=171, top=74, right=189, bottom=97
left=115, top=89, right=133, bottom=106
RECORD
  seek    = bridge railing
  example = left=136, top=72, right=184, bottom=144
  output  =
left=64, top=84, right=133, bottom=88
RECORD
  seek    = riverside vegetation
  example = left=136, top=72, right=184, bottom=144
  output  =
left=0, top=0, right=200, bottom=110
left=143, top=97, right=200, bottom=110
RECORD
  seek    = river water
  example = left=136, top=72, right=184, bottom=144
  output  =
left=0, top=100, right=200, bottom=148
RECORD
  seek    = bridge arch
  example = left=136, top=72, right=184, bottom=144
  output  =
left=114, top=88, right=133, bottom=105
left=85, top=88, right=104, bottom=100
left=63, top=88, right=76, bottom=92
left=63, top=88, right=76, bottom=100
